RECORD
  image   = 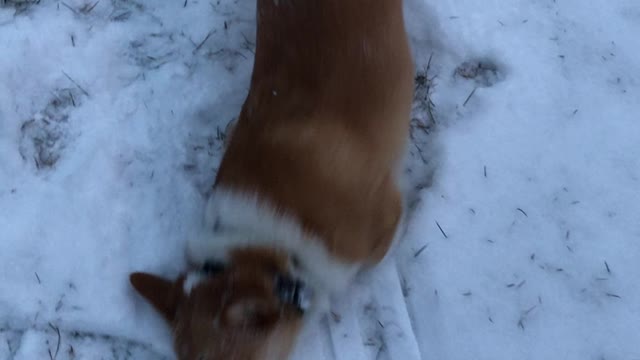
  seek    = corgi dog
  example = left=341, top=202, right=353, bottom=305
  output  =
left=129, top=0, right=414, bottom=359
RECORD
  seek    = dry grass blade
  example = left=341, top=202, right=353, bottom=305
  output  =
left=463, top=87, right=477, bottom=107
left=80, top=0, right=100, bottom=14
left=48, top=322, right=61, bottom=359
left=193, top=29, right=215, bottom=53
left=60, top=1, right=77, bottom=14
left=61, top=71, right=90, bottom=97
left=413, top=244, right=429, bottom=258
left=435, top=221, right=448, bottom=239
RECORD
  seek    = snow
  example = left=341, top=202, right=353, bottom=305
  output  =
left=1, top=0, right=639, bottom=359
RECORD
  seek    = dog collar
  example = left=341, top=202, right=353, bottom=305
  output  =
left=201, top=260, right=313, bottom=313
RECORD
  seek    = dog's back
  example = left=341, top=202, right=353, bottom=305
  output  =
left=217, top=0, right=414, bottom=264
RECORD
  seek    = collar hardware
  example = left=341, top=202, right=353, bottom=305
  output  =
left=200, top=260, right=313, bottom=313
left=275, top=274, right=312, bottom=313
left=201, top=260, right=226, bottom=275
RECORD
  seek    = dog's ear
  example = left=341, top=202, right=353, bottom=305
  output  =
left=130, top=272, right=181, bottom=322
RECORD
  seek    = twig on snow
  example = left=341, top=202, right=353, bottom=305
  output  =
left=60, top=1, right=77, bottom=14
left=463, top=87, right=477, bottom=107
left=193, top=29, right=215, bottom=53
left=435, top=221, right=448, bottom=239
left=80, top=0, right=100, bottom=14
left=413, top=244, right=429, bottom=258
left=61, top=71, right=90, bottom=97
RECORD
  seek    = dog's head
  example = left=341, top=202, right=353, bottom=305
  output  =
left=130, top=249, right=304, bottom=360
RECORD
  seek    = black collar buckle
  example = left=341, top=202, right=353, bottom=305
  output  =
left=275, top=274, right=313, bottom=313
left=201, top=260, right=226, bottom=275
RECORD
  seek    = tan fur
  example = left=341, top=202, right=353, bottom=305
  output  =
left=216, top=0, right=414, bottom=264
left=130, top=0, right=414, bottom=358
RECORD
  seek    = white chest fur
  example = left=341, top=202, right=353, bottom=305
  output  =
left=187, top=187, right=362, bottom=310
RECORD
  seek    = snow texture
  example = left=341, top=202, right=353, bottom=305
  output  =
left=1, top=0, right=639, bottom=359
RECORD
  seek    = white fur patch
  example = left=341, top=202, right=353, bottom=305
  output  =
left=187, top=187, right=361, bottom=309
left=183, top=272, right=205, bottom=295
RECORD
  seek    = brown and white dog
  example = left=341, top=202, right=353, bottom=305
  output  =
left=129, top=0, right=414, bottom=359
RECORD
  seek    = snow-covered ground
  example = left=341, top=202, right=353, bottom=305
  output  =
left=1, top=0, right=639, bottom=359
